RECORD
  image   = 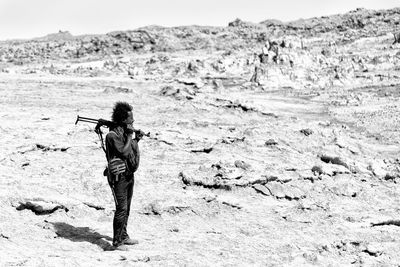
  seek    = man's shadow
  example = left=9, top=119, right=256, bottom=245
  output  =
left=51, top=222, right=114, bottom=251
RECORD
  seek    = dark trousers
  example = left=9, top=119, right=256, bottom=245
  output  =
left=108, top=172, right=134, bottom=246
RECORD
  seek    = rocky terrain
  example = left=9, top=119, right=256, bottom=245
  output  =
left=1, top=7, right=400, bottom=266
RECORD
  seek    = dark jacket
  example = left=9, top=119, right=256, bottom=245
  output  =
left=105, top=126, right=140, bottom=175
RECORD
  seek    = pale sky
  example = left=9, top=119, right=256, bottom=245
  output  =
left=0, top=0, right=398, bottom=40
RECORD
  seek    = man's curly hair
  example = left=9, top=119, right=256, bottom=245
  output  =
left=111, top=101, right=133, bottom=124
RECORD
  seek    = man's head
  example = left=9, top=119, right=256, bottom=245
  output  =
left=112, top=102, right=134, bottom=126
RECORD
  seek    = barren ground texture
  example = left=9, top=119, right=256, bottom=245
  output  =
left=1, top=7, right=400, bottom=267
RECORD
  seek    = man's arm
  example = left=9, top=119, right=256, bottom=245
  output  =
left=106, top=131, right=133, bottom=159
left=120, top=133, right=133, bottom=158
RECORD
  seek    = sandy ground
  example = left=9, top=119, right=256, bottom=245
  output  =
left=0, top=67, right=399, bottom=266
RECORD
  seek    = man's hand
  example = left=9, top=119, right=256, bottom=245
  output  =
left=125, top=124, right=135, bottom=135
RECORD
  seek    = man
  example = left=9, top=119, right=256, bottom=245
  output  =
left=105, top=101, right=143, bottom=251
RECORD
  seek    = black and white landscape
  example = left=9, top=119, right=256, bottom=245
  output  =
left=1, top=7, right=400, bottom=266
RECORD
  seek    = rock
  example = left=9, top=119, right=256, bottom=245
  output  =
left=179, top=171, right=232, bottom=191
left=103, top=86, right=132, bottom=93
left=372, top=219, right=400, bottom=227
left=141, top=201, right=162, bottom=215
left=191, top=146, right=214, bottom=153
left=298, top=169, right=316, bottom=181
left=221, top=136, right=245, bottom=144
left=320, top=155, right=349, bottom=169
left=176, top=78, right=204, bottom=89
left=215, top=168, right=244, bottom=180
left=285, top=186, right=306, bottom=200
left=335, top=137, right=361, bottom=155
left=234, top=160, right=251, bottom=170
left=300, top=128, right=313, bottom=136
left=265, top=139, right=278, bottom=146
left=312, top=163, right=350, bottom=176
left=212, top=79, right=224, bottom=90
left=164, top=205, right=191, bottom=214
left=330, top=178, right=359, bottom=197
left=367, top=160, right=387, bottom=178
left=265, top=182, right=286, bottom=199
left=252, top=184, right=271, bottom=196
left=203, top=195, right=217, bottom=202
left=16, top=201, right=69, bottom=215
left=311, top=166, right=323, bottom=175
left=278, top=171, right=300, bottom=183
left=384, top=173, right=399, bottom=182
left=363, top=243, right=383, bottom=257
left=160, top=86, right=196, bottom=100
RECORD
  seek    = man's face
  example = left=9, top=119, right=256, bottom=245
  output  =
left=123, top=111, right=134, bottom=126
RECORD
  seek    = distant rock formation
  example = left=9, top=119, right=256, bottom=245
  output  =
left=38, top=30, right=74, bottom=41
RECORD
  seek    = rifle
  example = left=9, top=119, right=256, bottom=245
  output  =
left=75, top=116, right=115, bottom=134
left=75, top=115, right=150, bottom=153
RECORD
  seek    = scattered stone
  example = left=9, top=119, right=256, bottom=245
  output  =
left=206, top=229, right=222, bottom=234
left=150, top=135, right=174, bottom=146
left=203, top=195, right=217, bottom=202
left=363, top=243, right=383, bottom=257
left=300, top=128, right=313, bottom=136
left=285, top=186, right=306, bottom=200
left=259, top=111, right=279, bottom=118
left=103, top=86, right=132, bottom=93
left=371, top=220, right=400, bottom=227
left=335, top=138, right=361, bottom=155
left=265, top=182, right=305, bottom=200
left=277, top=171, right=299, bottom=183
left=16, top=201, right=69, bottom=215
left=320, top=163, right=351, bottom=176
left=311, top=166, right=323, bottom=175
left=265, top=182, right=286, bottom=199
left=214, top=98, right=257, bottom=113
left=0, top=234, right=9, bottom=239
left=234, top=160, right=251, bottom=170
left=160, top=86, right=196, bottom=100
left=179, top=171, right=232, bottom=191
left=132, top=256, right=151, bottom=263
left=252, top=184, right=271, bottom=196
left=298, top=170, right=317, bottom=182
left=265, top=139, right=278, bottom=146
left=141, top=202, right=162, bottom=215
left=383, top=173, right=399, bottom=182
left=320, top=155, right=349, bottom=169
left=34, top=144, right=70, bottom=152
left=212, top=79, right=224, bottom=90
left=259, top=174, right=278, bottom=183
left=367, top=160, right=387, bottom=178
left=219, top=196, right=242, bottom=209
left=83, top=202, right=105, bottom=210
left=164, top=205, right=191, bottom=214
left=393, top=32, right=400, bottom=44
left=318, top=121, right=331, bottom=127
left=221, top=201, right=242, bottom=209
left=190, top=146, right=213, bottom=153
left=176, top=78, right=204, bottom=89
left=221, top=136, right=245, bottom=144
left=215, top=168, right=244, bottom=180
left=330, top=180, right=359, bottom=197
left=211, top=162, right=223, bottom=170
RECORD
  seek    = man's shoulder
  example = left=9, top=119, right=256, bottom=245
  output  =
left=106, top=129, right=122, bottom=140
